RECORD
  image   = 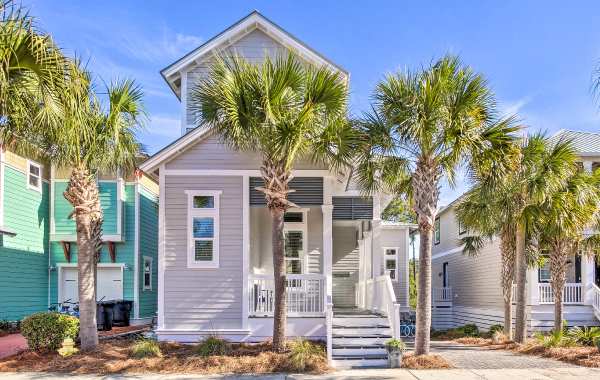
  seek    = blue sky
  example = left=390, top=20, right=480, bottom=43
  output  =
left=30, top=1, right=600, bottom=205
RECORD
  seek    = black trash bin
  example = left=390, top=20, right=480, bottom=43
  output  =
left=112, top=300, right=133, bottom=327
left=97, top=300, right=115, bottom=331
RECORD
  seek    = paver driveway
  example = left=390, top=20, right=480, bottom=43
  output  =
left=430, top=341, right=577, bottom=369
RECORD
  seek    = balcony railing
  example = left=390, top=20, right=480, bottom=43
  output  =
left=433, top=287, right=452, bottom=302
left=538, top=283, right=583, bottom=304
left=248, top=274, right=325, bottom=317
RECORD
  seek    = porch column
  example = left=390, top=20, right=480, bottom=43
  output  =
left=322, top=176, right=334, bottom=305
left=527, top=267, right=539, bottom=306
left=581, top=255, right=595, bottom=305
left=371, top=192, right=383, bottom=278
left=242, top=175, right=250, bottom=328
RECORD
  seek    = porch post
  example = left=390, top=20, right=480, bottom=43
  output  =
left=242, top=175, right=249, bottom=328
left=322, top=177, right=334, bottom=306
left=527, top=267, right=539, bottom=306
left=581, top=255, right=595, bottom=305
left=371, top=192, right=382, bottom=277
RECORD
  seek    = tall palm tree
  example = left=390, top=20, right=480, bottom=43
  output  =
left=0, top=0, right=64, bottom=149
left=190, top=53, right=352, bottom=352
left=538, top=166, right=600, bottom=331
left=354, top=55, right=518, bottom=354
left=456, top=188, right=517, bottom=340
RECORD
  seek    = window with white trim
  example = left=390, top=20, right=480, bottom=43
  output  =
left=186, top=190, right=221, bottom=268
left=538, top=255, right=551, bottom=283
left=384, top=247, right=399, bottom=281
left=27, top=160, right=42, bottom=192
left=283, top=210, right=307, bottom=274
left=143, top=256, right=152, bottom=290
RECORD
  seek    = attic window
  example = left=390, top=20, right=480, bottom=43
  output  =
left=27, top=160, right=42, bottom=192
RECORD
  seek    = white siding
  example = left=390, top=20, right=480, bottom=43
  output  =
left=332, top=226, right=359, bottom=307
left=380, top=228, right=409, bottom=306
left=163, top=175, right=243, bottom=330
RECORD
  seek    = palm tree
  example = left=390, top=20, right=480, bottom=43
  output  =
left=354, top=55, right=518, bottom=354
left=456, top=188, right=517, bottom=340
left=0, top=0, right=64, bottom=149
left=190, top=53, right=352, bottom=351
left=538, top=165, right=600, bottom=331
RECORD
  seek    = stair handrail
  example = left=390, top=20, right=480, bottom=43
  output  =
left=375, top=274, right=401, bottom=340
left=592, top=284, right=600, bottom=313
left=325, top=302, right=333, bottom=365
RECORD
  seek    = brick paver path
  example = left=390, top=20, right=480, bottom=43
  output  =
left=0, top=334, right=27, bottom=360
left=431, top=341, right=577, bottom=369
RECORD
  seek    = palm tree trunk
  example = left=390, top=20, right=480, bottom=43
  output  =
left=64, top=167, right=103, bottom=351
left=412, top=157, right=439, bottom=356
left=550, top=241, right=568, bottom=332
left=271, top=208, right=287, bottom=352
left=500, top=229, right=515, bottom=340
left=514, top=223, right=527, bottom=343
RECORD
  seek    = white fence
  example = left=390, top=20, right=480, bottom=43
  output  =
left=248, top=274, right=325, bottom=316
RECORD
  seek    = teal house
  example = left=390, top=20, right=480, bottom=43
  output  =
left=0, top=147, right=159, bottom=324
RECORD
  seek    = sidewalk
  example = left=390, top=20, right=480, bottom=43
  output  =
left=0, top=334, right=27, bottom=360
left=1, top=368, right=600, bottom=380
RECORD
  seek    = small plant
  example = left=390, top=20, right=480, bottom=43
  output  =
left=491, top=330, right=507, bottom=344
left=567, top=326, right=600, bottom=347
left=131, top=338, right=162, bottom=359
left=288, top=339, right=325, bottom=372
left=535, top=329, right=576, bottom=348
left=195, top=336, right=229, bottom=357
left=457, top=324, right=479, bottom=337
left=488, top=324, right=503, bottom=335
left=385, top=338, right=407, bottom=352
left=21, top=312, right=79, bottom=351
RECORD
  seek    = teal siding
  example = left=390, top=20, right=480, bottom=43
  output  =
left=0, top=166, right=49, bottom=321
left=138, top=186, right=158, bottom=318
left=53, top=181, right=75, bottom=234
left=50, top=185, right=135, bottom=303
left=53, top=181, right=119, bottom=236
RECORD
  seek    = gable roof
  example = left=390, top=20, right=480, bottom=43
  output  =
left=548, top=129, right=600, bottom=156
left=161, top=10, right=348, bottom=99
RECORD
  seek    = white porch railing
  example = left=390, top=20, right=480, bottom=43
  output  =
left=432, top=287, right=452, bottom=303
left=592, top=284, right=600, bottom=315
left=248, top=274, right=325, bottom=316
left=357, top=275, right=401, bottom=339
left=538, top=283, right=583, bottom=304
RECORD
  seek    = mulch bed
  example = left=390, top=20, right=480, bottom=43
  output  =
left=98, top=325, right=151, bottom=339
left=402, top=353, right=454, bottom=369
left=452, top=337, right=600, bottom=367
left=0, top=338, right=329, bottom=375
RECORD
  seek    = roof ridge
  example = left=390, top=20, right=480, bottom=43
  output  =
left=554, top=129, right=600, bottom=137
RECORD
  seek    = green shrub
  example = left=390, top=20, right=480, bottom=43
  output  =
left=567, top=326, right=600, bottom=346
left=535, top=329, right=577, bottom=348
left=21, top=312, right=79, bottom=351
left=195, top=336, right=229, bottom=357
left=457, top=324, right=479, bottom=337
left=385, top=338, right=406, bottom=352
left=488, top=324, right=503, bottom=335
left=130, top=338, right=162, bottom=358
left=288, top=339, right=325, bottom=372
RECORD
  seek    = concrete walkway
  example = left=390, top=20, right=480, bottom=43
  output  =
left=1, top=368, right=600, bottom=380
left=0, top=334, right=27, bottom=359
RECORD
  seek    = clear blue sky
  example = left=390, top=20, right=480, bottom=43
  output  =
left=29, top=1, right=600, bottom=204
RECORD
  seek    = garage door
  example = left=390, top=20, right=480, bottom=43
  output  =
left=60, top=267, right=123, bottom=302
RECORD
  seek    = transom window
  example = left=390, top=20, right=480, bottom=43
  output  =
left=27, top=160, right=42, bottom=192
left=283, top=210, right=308, bottom=274
left=384, top=248, right=399, bottom=281
left=143, top=256, right=153, bottom=290
left=434, top=217, right=441, bottom=245
left=186, top=190, right=221, bottom=268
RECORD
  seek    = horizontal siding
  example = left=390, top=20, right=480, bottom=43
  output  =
left=432, top=239, right=504, bottom=309
left=53, top=181, right=75, bottom=234
left=163, top=175, right=243, bottom=329
left=380, top=229, right=408, bottom=306
left=332, top=226, right=358, bottom=307
left=0, top=166, right=49, bottom=321
left=138, top=186, right=158, bottom=318
left=165, top=133, right=327, bottom=171
left=98, top=182, right=118, bottom=235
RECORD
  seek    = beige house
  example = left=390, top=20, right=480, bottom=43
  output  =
left=431, top=130, right=600, bottom=332
left=140, top=11, right=414, bottom=368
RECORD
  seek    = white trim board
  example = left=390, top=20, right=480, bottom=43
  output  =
left=163, top=169, right=332, bottom=177
left=133, top=183, right=140, bottom=320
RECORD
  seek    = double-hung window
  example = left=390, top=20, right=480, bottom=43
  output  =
left=283, top=210, right=307, bottom=274
left=143, top=256, right=153, bottom=290
left=186, top=190, right=221, bottom=268
left=384, top=247, right=399, bottom=281
left=27, top=160, right=42, bottom=192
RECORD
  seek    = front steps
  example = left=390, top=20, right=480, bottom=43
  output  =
left=331, top=308, right=412, bottom=368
